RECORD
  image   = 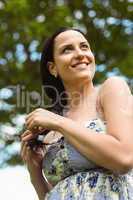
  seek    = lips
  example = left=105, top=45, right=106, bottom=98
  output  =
left=71, top=62, right=90, bottom=68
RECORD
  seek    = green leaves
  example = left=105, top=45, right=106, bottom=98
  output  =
left=0, top=0, right=132, bottom=167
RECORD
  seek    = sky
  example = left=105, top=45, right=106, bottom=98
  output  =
left=0, top=166, right=38, bottom=200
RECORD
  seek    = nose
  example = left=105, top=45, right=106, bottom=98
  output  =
left=74, top=48, right=85, bottom=59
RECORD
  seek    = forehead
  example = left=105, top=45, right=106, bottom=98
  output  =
left=54, top=30, right=87, bottom=48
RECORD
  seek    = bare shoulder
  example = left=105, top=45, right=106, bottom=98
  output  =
left=99, top=76, right=132, bottom=103
left=96, top=76, right=133, bottom=141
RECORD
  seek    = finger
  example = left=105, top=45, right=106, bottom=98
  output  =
left=20, top=142, right=24, bottom=157
left=21, top=128, right=46, bottom=142
left=21, top=130, right=32, bottom=138
left=25, top=116, right=35, bottom=129
left=22, top=129, right=44, bottom=137
left=25, top=121, right=33, bottom=131
left=21, top=142, right=33, bottom=163
left=25, top=111, right=35, bottom=121
left=38, top=126, right=42, bottom=131
left=26, top=117, right=39, bottom=131
left=20, top=142, right=28, bottom=161
left=28, top=121, right=36, bottom=131
left=20, top=140, right=27, bottom=154
left=25, top=108, right=40, bottom=121
left=20, top=140, right=25, bottom=151
left=22, top=132, right=38, bottom=141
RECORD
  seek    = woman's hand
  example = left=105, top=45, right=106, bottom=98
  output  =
left=21, top=130, right=52, bottom=199
left=20, top=130, right=46, bottom=173
left=23, top=108, right=61, bottom=141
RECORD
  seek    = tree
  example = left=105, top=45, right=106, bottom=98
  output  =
left=0, top=0, right=132, bottom=167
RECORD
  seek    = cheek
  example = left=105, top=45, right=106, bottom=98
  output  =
left=92, top=54, right=95, bottom=62
left=55, top=55, right=71, bottom=69
left=88, top=51, right=95, bottom=61
left=91, top=63, right=96, bottom=79
left=54, top=58, right=68, bottom=77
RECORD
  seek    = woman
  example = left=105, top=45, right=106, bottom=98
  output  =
left=21, top=27, right=133, bottom=200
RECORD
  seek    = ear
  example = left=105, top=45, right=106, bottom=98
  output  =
left=47, top=62, right=58, bottom=78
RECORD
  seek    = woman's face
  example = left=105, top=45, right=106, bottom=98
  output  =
left=51, top=30, right=95, bottom=85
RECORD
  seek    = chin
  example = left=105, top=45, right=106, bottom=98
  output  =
left=77, top=70, right=94, bottom=80
left=73, top=74, right=93, bottom=85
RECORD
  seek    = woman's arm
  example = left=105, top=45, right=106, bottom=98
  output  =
left=29, top=165, right=52, bottom=200
left=21, top=131, right=53, bottom=200
left=23, top=77, right=133, bottom=174
left=57, top=77, right=133, bottom=174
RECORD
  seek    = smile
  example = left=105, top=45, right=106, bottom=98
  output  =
left=71, top=62, right=90, bottom=68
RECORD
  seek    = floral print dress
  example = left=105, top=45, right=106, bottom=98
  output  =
left=43, top=118, right=133, bottom=200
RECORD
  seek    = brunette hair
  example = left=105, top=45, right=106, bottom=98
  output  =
left=40, top=27, right=85, bottom=115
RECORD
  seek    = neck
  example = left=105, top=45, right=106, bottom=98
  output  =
left=63, top=80, right=96, bottom=113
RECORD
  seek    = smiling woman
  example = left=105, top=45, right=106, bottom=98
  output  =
left=52, top=29, right=95, bottom=88
left=20, top=27, right=133, bottom=200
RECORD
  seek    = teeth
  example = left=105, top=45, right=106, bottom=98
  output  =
left=72, top=63, right=88, bottom=68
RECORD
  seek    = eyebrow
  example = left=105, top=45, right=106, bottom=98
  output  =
left=59, top=41, right=90, bottom=50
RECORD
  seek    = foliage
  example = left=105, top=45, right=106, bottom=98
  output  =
left=0, top=0, right=132, bottom=167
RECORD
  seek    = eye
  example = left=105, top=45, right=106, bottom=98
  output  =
left=81, top=44, right=89, bottom=50
left=62, top=46, right=73, bottom=54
